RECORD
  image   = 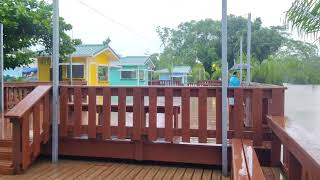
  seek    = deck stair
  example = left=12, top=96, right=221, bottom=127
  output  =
left=0, top=140, right=14, bottom=175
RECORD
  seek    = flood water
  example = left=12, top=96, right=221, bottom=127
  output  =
left=284, top=83, right=320, bottom=163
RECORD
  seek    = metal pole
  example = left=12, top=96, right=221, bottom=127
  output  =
left=240, top=36, right=243, bottom=82
left=0, top=24, right=4, bottom=114
left=246, top=13, right=251, bottom=84
left=52, top=0, right=60, bottom=163
left=69, top=56, right=73, bottom=85
left=221, top=0, right=228, bottom=176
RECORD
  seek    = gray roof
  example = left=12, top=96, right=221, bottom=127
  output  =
left=156, top=66, right=191, bottom=74
left=110, top=56, right=154, bottom=68
left=37, top=44, right=119, bottom=58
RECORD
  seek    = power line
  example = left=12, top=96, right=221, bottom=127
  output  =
left=76, top=0, right=151, bottom=42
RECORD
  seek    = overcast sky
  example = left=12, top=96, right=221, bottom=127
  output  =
left=59, top=0, right=294, bottom=56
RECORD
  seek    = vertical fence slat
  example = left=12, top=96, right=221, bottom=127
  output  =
left=165, top=88, right=173, bottom=142
left=234, top=89, right=244, bottom=138
left=59, top=86, right=68, bottom=137
left=74, top=87, right=82, bottom=137
left=11, top=119, right=21, bottom=173
left=198, top=88, right=207, bottom=143
left=33, top=103, right=41, bottom=157
left=88, top=87, right=96, bottom=139
left=182, top=88, right=190, bottom=142
left=216, top=88, right=222, bottom=144
left=252, top=89, right=263, bottom=145
left=102, top=87, right=111, bottom=139
left=22, top=113, right=30, bottom=170
left=43, top=93, right=50, bottom=143
left=118, top=88, right=126, bottom=139
left=148, top=88, right=157, bottom=141
left=133, top=88, right=142, bottom=140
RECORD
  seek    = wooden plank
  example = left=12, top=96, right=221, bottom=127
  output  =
left=182, top=88, right=190, bottom=142
left=164, top=88, right=173, bottom=142
left=216, top=88, right=222, bottom=144
left=11, top=119, right=22, bottom=173
left=73, top=87, right=82, bottom=137
left=42, top=93, right=50, bottom=143
left=234, top=89, right=244, bottom=138
left=118, top=88, right=126, bottom=139
left=231, top=139, right=249, bottom=180
left=287, top=151, right=302, bottom=180
left=33, top=103, right=41, bottom=157
left=22, top=113, right=31, bottom=170
left=202, top=169, right=212, bottom=180
left=133, top=88, right=142, bottom=140
left=183, top=168, right=194, bottom=179
left=123, top=165, right=143, bottom=180
left=59, top=86, right=68, bottom=137
left=192, top=168, right=203, bottom=180
left=148, top=87, right=157, bottom=141
left=198, top=88, right=207, bottom=143
left=252, top=89, right=263, bottom=146
left=102, top=87, right=111, bottom=139
left=88, top=87, right=97, bottom=139
left=242, top=139, right=265, bottom=180
left=172, top=168, right=186, bottom=179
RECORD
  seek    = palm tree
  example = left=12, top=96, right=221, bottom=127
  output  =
left=286, top=0, right=320, bottom=38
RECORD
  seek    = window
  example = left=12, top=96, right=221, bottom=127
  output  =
left=98, top=66, right=109, bottom=81
left=139, top=70, right=144, bottom=80
left=66, top=64, right=85, bottom=79
left=121, top=70, right=136, bottom=80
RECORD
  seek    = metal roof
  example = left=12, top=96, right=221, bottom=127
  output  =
left=110, top=56, right=154, bottom=68
left=156, top=66, right=191, bottom=74
left=37, top=44, right=119, bottom=58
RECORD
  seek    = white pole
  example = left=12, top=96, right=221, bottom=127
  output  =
left=240, top=36, right=243, bottom=82
left=52, top=0, right=60, bottom=163
left=221, top=0, right=228, bottom=176
left=137, top=67, right=139, bottom=86
left=0, top=24, right=4, bottom=114
left=246, top=13, right=251, bottom=84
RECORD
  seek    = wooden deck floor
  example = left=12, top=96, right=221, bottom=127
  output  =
left=0, top=158, right=286, bottom=180
left=0, top=159, right=228, bottom=180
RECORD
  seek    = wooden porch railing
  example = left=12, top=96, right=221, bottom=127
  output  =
left=149, top=80, right=182, bottom=86
left=57, top=85, right=285, bottom=165
left=5, top=85, right=52, bottom=173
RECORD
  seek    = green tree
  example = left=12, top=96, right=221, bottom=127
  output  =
left=156, top=16, right=286, bottom=76
left=0, top=0, right=81, bottom=69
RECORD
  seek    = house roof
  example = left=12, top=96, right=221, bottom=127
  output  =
left=110, top=56, right=155, bottom=68
left=37, top=44, right=119, bottom=59
left=156, top=66, right=191, bottom=74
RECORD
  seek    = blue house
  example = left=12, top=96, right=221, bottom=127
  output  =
left=109, top=56, right=155, bottom=86
left=156, top=66, right=191, bottom=85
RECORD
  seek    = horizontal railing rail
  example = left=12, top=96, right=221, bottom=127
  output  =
left=5, top=85, right=52, bottom=173
left=149, top=80, right=182, bottom=86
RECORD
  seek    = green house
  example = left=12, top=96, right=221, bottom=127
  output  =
left=109, top=56, right=155, bottom=86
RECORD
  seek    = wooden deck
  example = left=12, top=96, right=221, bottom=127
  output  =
left=0, top=158, right=285, bottom=180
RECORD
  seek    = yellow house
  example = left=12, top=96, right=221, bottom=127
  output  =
left=37, top=44, right=119, bottom=86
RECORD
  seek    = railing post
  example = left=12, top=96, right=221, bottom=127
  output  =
left=270, top=88, right=285, bottom=166
left=11, top=119, right=22, bottom=173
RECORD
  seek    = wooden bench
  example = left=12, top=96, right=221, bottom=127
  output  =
left=231, top=138, right=265, bottom=180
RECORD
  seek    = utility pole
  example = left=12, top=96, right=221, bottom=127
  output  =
left=0, top=24, right=4, bottom=114
left=52, top=0, right=59, bottom=163
left=221, top=0, right=228, bottom=176
left=240, top=36, right=243, bottom=82
left=246, top=13, right=251, bottom=84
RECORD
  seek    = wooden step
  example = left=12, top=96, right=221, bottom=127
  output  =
left=0, top=160, right=14, bottom=175
left=0, top=140, right=12, bottom=147
left=0, top=147, right=12, bottom=161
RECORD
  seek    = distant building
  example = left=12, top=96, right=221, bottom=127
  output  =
left=37, top=44, right=119, bottom=86
left=109, top=56, right=155, bottom=86
left=156, top=66, right=191, bottom=85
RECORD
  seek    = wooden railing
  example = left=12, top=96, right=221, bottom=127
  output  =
left=267, top=116, right=320, bottom=180
left=3, top=81, right=86, bottom=111
left=5, top=85, right=52, bottom=173
left=149, top=80, right=182, bottom=86
left=58, top=85, right=285, bottom=165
